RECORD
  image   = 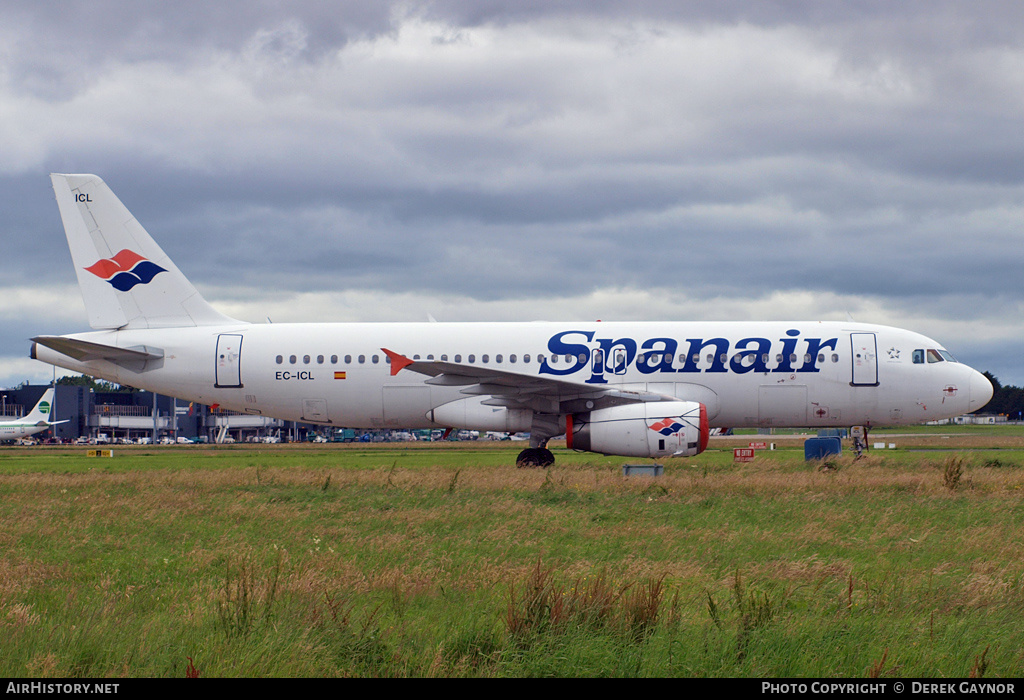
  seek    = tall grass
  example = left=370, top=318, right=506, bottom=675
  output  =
left=504, top=559, right=665, bottom=645
left=216, top=552, right=282, bottom=639
left=0, top=441, right=1022, bottom=676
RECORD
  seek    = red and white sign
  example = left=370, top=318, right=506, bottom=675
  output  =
left=749, top=441, right=767, bottom=449
left=734, top=448, right=756, bottom=462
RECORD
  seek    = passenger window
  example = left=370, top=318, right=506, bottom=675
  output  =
left=317, top=355, right=324, bottom=364
left=331, top=355, right=338, bottom=364
left=345, top=355, right=352, bottom=364
left=289, top=355, right=297, bottom=365
left=275, top=355, right=283, bottom=364
left=510, top=354, right=517, bottom=363
left=524, top=354, right=530, bottom=363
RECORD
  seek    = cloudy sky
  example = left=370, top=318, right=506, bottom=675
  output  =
left=2, top=1, right=1022, bottom=388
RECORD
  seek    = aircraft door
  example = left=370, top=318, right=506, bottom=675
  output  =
left=612, top=347, right=628, bottom=375
left=850, top=333, right=879, bottom=386
left=592, top=349, right=605, bottom=376
left=215, top=334, right=243, bottom=388
left=302, top=399, right=330, bottom=423
left=758, top=385, right=808, bottom=426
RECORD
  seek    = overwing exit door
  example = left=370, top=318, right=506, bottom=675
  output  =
left=215, top=334, right=243, bottom=388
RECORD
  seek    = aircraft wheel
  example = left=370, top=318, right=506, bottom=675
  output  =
left=516, top=447, right=555, bottom=468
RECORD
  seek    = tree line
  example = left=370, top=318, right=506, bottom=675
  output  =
left=56, top=375, right=136, bottom=393
left=980, top=373, right=1024, bottom=419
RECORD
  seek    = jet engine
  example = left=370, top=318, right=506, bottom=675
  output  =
left=428, top=397, right=533, bottom=433
left=567, top=401, right=708, bottom=458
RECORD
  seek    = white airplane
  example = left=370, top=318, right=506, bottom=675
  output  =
left=0, top=387, right=65, bottom=442
left=31, top=174, right=992, bottom=465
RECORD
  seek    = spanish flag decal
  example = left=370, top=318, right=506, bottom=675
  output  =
left=334, top=371, right=347, bottom=380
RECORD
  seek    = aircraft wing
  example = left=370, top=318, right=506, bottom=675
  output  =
left=381, top=347, right=667, bottom=414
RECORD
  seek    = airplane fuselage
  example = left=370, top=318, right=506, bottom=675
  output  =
left=0, top=423, right=50, bottom=441
left=32, top=320, right=989, bottom=432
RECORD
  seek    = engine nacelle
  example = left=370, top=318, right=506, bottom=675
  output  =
left=567, top=401, right=708, bottom=458
left=428, top=397, right=534, bottom=433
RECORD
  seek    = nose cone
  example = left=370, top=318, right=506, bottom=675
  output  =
left=968, top=370, right=994, bottom=413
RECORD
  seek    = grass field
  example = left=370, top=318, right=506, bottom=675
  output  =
left=1, top=429, right=1023, bottom=677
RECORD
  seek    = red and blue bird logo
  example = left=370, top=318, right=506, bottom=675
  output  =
left=649, top=417, right=685, bottom=436
left=84, top=250, right=166, bottom=292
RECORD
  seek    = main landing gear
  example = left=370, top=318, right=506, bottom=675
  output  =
left=517, top=414, right=560, bottom=468
left=516, top=447, right=555, bottom=468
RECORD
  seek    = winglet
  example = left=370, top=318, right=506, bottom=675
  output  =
left=381, top=348, right=414, bottom=376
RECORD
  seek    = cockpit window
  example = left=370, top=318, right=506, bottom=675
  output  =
left=937, top=349, right=958, bottom=362
left=913, top=349, right=925, bottom=364
left=926, top=349, right=944, bottom=363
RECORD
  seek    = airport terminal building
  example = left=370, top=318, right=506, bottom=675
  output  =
left=0, top=384, right=289, bottom=444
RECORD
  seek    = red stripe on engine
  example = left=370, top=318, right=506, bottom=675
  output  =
left=698, top=403, right=709, bottom=454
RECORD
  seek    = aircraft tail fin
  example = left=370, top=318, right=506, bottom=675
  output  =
left=50, top=174, right=237, bottom=329
left=24, top=388, right=56, bottom=424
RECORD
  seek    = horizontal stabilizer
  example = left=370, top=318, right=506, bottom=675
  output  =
left=31, top=336, right=164, bottom=373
